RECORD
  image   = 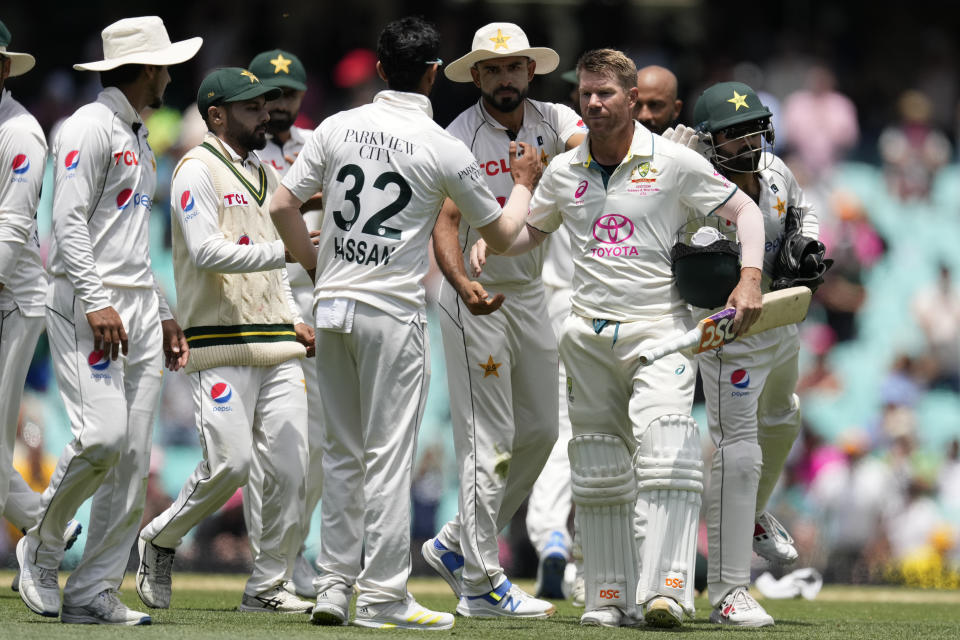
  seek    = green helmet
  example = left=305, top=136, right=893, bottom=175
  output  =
left=693, top=81, right=774, bottom=174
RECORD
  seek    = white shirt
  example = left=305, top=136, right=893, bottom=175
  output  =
left=282, top=90, right=502, bottom=322
left=447, top=98, right=584, bottom=287
left=172, top=136, right=301, bottom=324
left=753, top=152, right=818, bottom=282
left=528, top=122, right=738, bottom=322
left=0, top=90, right=48, bottom=316
left=47, top=88, right=170, bottom=317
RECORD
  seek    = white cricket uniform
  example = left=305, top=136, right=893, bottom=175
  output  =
left=140, top=138, right=308, bottom=597
left=282, top=89, right=503, bottom=607
left=0, top=89, right=48, bottom=526
left=697, top=153, right=816, bottom=605
left=434, top=99, right=583, bottom=593
left=25, top=88, right=169, bottom=608
left=246, top=125, right=324, bottom=576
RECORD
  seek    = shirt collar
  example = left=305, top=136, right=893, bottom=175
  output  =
left=204, top=132, right=262, bottom=169
left=97, top=87, right=145, bottom=132
left=570, top=120, right=655, bottom=169
left=373, top=90, right=433, bottom=120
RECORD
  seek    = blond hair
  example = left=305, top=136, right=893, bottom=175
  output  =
left=576, top=49, right=637, bottom=92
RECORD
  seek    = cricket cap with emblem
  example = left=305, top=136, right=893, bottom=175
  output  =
left=196, top=67, right=282, bottom=115
left=445, top=22, right=559, bottom=83
left=249, top=49, right=307, bottom=91
left=0, top=19, right=35, bottom=77
left=693, top=81, right=771, bottom=134
left=73, top=16, right=202, bottom=72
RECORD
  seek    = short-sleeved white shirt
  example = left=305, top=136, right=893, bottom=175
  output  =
left=282, top=90, right=502, bottom=322
left=528, top=122, right=738, bottom=322
left=447, top=98, right=584, bottom=287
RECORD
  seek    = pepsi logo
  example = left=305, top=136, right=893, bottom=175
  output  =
left=575, top=180, right=589, bottom=199
left=211, top=382, right=232, bottom=403
left=181, top=190, right=195, bottom=212
left=730, top=369, right=750, bottom=389
left=117, top=188, right=134, bottom=210
left=64, top=150, right=80, bottom=170
left=12, top=154, right=30, bottom=174
left=238, top=235, right=251, bottom=245
left=88, top=350, right=110, bottom=371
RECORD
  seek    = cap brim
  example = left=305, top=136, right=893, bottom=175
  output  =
left=6, top=52, right=36, bottom=77
left=707, top=109, right=772, bottom=132
left=225, top=84, right=282, bottom=104
left=260, top=76, right=307, bottom=92
left=444, top=47, right=559, bottom=83
left=73, top=36, right=203, bottom=71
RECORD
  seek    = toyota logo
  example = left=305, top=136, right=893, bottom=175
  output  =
left=592, top=214, right=634, bottom=244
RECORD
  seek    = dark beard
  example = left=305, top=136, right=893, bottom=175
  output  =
left=719, top=147, right=760, bottom=172
left=639, top=118, right=666, bottom=135
left=229, top=121, right=267, bottom=151
left=266, top=110, right=295, bottom=135
left=149, top=96, right=163, bottom=110
left=481, top=86, right=527, bottom=113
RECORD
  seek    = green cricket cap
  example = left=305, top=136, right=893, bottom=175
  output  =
left=197, top=67, right=282, bottom=115
left=693, top=81, right=771, bottom=134
left=249, top=49, right=307, bottom=91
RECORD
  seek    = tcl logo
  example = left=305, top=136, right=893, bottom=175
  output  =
left=113, top=150, right=139, bottom=166
left=482, top=159, right=510, bottom=176
left=664, top=577, right=684, bottom=589
left=223, top=193, right=250, bottom=207
left=599, top=589, right=620, bottom=599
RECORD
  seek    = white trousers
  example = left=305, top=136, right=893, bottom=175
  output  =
left=435, top=281, right=558, bottom=594
left=313, top=301, right=429, bottom=607
left=25, top=280, right=162, bottom=607
left=0, top=309, right=44, bottom=522
left=142, top=358, right=307, bottom=596
left=699, top=325, right=802, bottom=604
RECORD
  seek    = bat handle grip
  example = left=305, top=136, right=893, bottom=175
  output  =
left=638, top=350, right=656, bottom=366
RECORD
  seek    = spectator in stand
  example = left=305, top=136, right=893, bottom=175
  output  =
left=912, top=264, right=960, bottom=391
left=879, top=90, right=952, bottom=201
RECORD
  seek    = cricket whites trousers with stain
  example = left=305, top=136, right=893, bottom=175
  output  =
left=23, top=279, right=162, bottom=608
left=141, top=358, right=308, bottom=597
left=434, top=281, right=558, bottom=595
left=313, top=301, right=429, bottom=607
left=699, top=324, right=801, bottom=605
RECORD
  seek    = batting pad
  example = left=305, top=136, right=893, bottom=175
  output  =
left=634, top=414, right=703, bottom=615
left=569, top=434, right=639, bottom=616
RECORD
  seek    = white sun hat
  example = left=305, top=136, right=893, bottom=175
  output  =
left=444, top=22, right=559, bottom=83
left=73, top=16, right=202, bottom=72
left=0, top=19, right=36, bottom=77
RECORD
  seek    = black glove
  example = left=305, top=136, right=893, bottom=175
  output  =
left=771, top=206, right=833, bottom=291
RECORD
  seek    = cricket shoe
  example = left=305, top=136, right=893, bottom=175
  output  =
left=456, top=579, right=555, bottom=619
left=421, top=537, right=464, bottom=598
left=136, top=537, right=175, bottom=608
left=12, top=519, right=83, bottom=592
left=709, top=586, right=774, bottom=627
left=570, top=575, right=585, bottom=607
left=61, top=589, right=151, bottom=625
left=353, top=595, right=454, bottom=630
left=284, top=552, right=318, bottom=599
left=16, top=536, right=60, bottom=617
left=580, top=605, right=643, bottom=628
left=642, top=595, right=683, bottom=629
left=239, top=584, right=313, bottom=613
left=312, top=587, right=350, bottom=626
left=753, top=512, right=799, bottom=564
left=534, top=530, right=569, bottom=599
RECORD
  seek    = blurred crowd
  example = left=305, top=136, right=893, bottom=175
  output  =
left=4, top=1, right=960, bottom=590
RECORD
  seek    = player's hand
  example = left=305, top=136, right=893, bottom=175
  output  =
left=726, top=267, right=762, bottom=335
left=285, top=230, right=322, bottom=263
left=662, top=124, right=709, bottom=156
left=295, top=322, right=315, bottom=357
left=161, top=318, right=189, bottom=371
left=87, top=306, right=128, bottom=361
left=456, top=280, right=505, bottom=316
left=469, top=239, right=489, bottom=276
left=508, top=141, right=542, bottom=191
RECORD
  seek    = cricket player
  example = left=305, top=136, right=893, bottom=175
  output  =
left=664, top=82, right=827, bottom=626
left=247, top=47, right=323, bottom=599
left=634, top=65, right=683, bottom=135
left=270, top=16, right=543, bottom=629
left=424, top=22, right=584, bottom=617
left=16, top=16, right=197, bottom=625
left=479, top=49, right=765, bottom=628
left=136, top=67, right=314, bottom=615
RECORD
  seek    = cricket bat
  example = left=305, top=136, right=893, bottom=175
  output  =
left=637, top=286, right=812, bottom=366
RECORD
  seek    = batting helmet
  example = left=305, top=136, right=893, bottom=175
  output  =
left=693, top=81, right=774, bottom=174
left=671, top=217, right=741, bottom=309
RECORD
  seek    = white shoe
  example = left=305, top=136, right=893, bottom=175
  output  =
left=285, top=552, right=318, bottom=599
left=421, top=537, right=464, bottom=598
left=312, top=587, right=350, bottom=626
left=753, top=512, right=799, bottom=564
left=239, top=584, right=313, bottom=613
left=12, top=519, right=83, bottom=593
left=354, top=595, right=454, bottom=630
left=136, top=537, right=175, bottom=609
left=570, top=575, right=585, bottom=607
left=61, top=589, right=151, bottom=625
left=16, top=536, right=60, bottom=617
left=580, top=605, right=643, bottom=627
left=456, top=579, right=556, bottom=619
left=642, top=595, right=683, bottom=629
left=534, top=531, right=569, bottom=599
left=710, top=586, right=774, bottom=627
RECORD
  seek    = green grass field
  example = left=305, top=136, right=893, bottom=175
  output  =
left=1, top=572, right=958, bottom=639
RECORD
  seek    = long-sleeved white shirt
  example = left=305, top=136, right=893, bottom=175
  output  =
left=0, top=89, right=47, bottom=316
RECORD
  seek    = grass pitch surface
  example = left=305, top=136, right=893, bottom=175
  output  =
left=1, top=572, right=958, bottom=639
